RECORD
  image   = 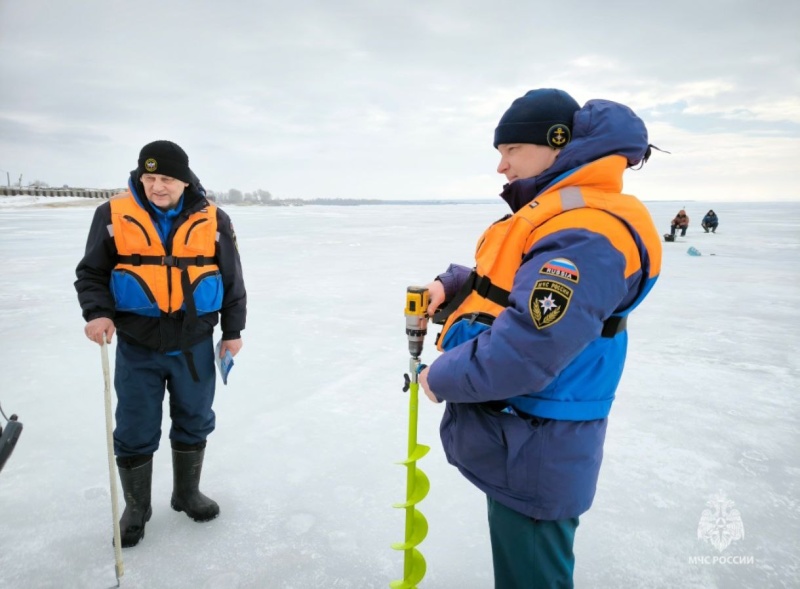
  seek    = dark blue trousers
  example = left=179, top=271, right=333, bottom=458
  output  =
left=487, top=496, right=578, bottom=589
left=114, top=337, right=216, bottom=457
left=670, top=224, right=687, bottom=237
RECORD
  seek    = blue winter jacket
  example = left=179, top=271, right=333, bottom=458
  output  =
left=427, top=100, right=660, bottom=520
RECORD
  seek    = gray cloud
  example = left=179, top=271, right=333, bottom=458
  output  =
left=1, top=0, right=798, bottom=200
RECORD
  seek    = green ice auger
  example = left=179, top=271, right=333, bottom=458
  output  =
left=391, top=286, right=431, bottom=589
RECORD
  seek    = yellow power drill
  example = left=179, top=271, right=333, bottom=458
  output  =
left=404, top=286, right=429, bottom=359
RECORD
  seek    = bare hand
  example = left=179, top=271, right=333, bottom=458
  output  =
left=418, top=366, right=441, bottom=403
left=220, top=338, right=243, bottom=357
left=85, top=317, right=115, bottom=345
left=425, top=280, right=446, bottom=318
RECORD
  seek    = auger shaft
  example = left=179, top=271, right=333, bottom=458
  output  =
left=403, top=359, right=421, bottom=580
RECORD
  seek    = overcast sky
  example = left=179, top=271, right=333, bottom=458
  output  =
left=1, top=0, right=798, bottom=202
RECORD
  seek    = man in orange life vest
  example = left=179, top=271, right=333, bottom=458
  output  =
left=75, top=140, right=247, bottom=547
left=418, top=89, right=662, bottom=587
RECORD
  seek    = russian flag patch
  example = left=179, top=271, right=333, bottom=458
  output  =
left=539, top=258, right=579, bottom=283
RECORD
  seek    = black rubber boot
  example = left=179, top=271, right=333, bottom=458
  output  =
left=116, top=455, right=153, bottom=548
left=170, top=441, right=219, bottom=522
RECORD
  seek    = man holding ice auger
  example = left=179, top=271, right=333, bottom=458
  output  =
left=417, top=89, right=662, bottom=587
left=75, top=140, right=247, bottom=547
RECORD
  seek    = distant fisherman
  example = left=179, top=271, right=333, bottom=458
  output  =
left=418, top=89, right=662, bottom=587
left=75, top=140, right=247, bottom=547
left=670, top=209, right=690, bottom=237
left=702, top=209, right=719, bottom=233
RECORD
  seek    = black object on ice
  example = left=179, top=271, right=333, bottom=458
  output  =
left=0, top=402, right=23, bottom=475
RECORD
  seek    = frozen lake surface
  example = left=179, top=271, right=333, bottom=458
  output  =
left=0, top=198, right=798, bottom=588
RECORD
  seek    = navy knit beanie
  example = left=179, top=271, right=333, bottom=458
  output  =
left=137, top=140, right=193, bottom=183
left=493, top=89, right=580, bottom=149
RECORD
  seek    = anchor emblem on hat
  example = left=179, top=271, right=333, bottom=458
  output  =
left=547, top=124, right=570, bottom=148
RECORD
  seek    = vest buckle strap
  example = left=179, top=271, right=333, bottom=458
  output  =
left=473, top=274, right=511, bottom=308
left=172, top=255, right=214, bottom=269
left=118, top=254, right=196, bottom=268
left=119, top=254, right=155, bottom=266
left=474, top=275, right=492, bottom=298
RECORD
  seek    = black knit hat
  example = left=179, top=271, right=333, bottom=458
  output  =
left=137, top=140, right=193, bottom=183
left=493, top=89, right=580, bottom=149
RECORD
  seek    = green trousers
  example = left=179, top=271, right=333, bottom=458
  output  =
left=487, top=497, right=579, bottom=589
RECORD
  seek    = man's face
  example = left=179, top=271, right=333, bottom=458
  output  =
left=496, top=143, right=559, bottom=183
left=140, top=173, right=188, bottom=210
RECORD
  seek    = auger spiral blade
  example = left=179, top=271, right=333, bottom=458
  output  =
left=398, top=443, right=430, bottom=465
left=392, top=467, right=430, bottom=509
left=392, top=379, right=430, bottom=586
left=389, top=548, right=427, bottom=589
left=391, top=509, right=428, bottom=550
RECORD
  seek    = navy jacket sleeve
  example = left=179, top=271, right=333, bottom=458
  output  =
left=215, top=208, right=247, bottom=339
left=436, top=263, right=472, bottom=300
left=74, top=203, right=117, bottom=322
left=427, top=229, right=633, bottom=403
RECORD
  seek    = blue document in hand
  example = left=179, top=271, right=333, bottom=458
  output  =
left=215, top=340, right=234, bottom=385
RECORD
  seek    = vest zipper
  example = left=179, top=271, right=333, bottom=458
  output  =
left=166, top=260, right=173, bottom=313
left=123, top=215, right=151, bottom=246
left=115, top=269, right=157, bottom=303
left=184, top=218, right=208, bottom=245
left=165, top=215, right=183, bottom=315
left=165, top=210, right=197, bottom=314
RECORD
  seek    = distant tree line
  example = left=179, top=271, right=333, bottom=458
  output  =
left=4, top=180, right=463, bottom=206
left=206, top=189, right=383, bottom=206
left=207, top=188, right=274, bottom=205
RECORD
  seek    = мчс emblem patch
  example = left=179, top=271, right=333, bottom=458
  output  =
left=539, top=257, right=579, bottom=283
left=529, top=279, right=573, bottom=329
left=144, top=158, right=158, bottom=172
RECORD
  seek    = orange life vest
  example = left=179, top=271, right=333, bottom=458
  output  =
left=109, top=192, right=220, bottom=315
left=436, top=155, right=662, bottom=351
